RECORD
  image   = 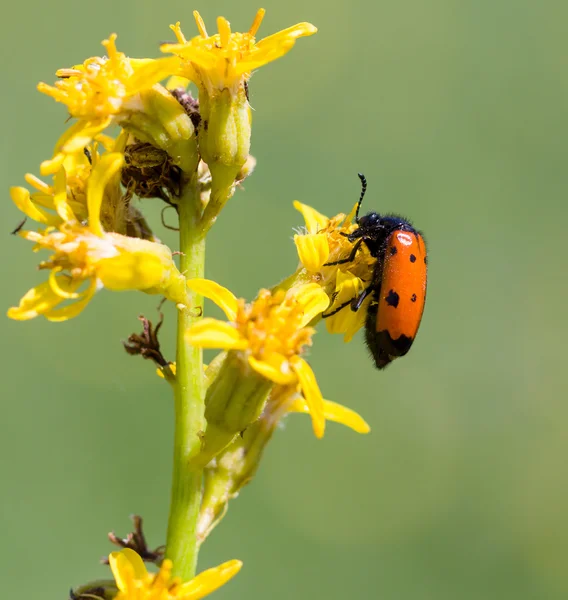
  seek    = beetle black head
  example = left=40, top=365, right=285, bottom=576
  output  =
left=347, top=211, right=387, bottom=256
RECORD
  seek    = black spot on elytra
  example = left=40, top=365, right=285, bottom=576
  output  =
left=411, top=293, right=417, bottom=302
left=203, top=120, right=208, bottom=131
left=385, top=289, right=400, bottom=308
left=410, top=254, right=417, bottom=263
left=389, top=246, right=397, bottom=256
left=424, top=256, right=428, bottom=265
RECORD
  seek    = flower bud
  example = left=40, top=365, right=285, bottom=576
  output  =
left=198, top=85, right=251, bottom=191
left=190, top=351, right=272, bottom=468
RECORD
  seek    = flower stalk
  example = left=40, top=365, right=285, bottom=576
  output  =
left=165, top=177, right=206, bottom=579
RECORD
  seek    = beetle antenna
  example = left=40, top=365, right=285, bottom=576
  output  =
left=355, top=172, right=367, bottom=221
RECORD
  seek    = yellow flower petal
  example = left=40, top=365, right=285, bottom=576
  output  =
left=187, top=278, right=238, bottom=320
left=288, top=397, right=370, bottom=434
left=341, top=296, right=371, bottom=343
left=177, top=559, right=242, bottom=600
left=192, top=11, right=207, bottom=38
left=97, top=250, right=164, bottom=291
left=48, top=270, right=80, bottom=299
left=44, top=278, right=99, bottom=322
left=248, top=8, right=265, bottom=36
left=17, top=193, right=55, bottom=211
left=166, top=75, right=190, bottom=90
left=325, top=296, right=370, bottom=342
left=248, top=355, right=296, bottom=385
left=294, top=283, right=330, bottom=327
left=40, top=153, right=66, bottom=177
left=324, top=271, right=369, bottom=341
left=126, top=56, right=181, bottom=92
left=293, top=200, right=329, bottom=234
left=294, top=232, right=330, bottom=272
left=61, top=120, right=112, bottom=155
left=24, top=173, right=51, bottom=195
left=109, top=548, right=148, bottom=592
left=187, top=319, right=248, bottom=350
left=217, top=16, right=231, bottom=48
left=87, top=152, right=124, bottom=236
left=10, top=186, right=61, bottom=226
left=7, top=279, right=81, bottom=321
left=41, top=120, right=93, bottom=175
left=255, top=22, right=318, bottom=49
left=290, top=356, right=325, bottom=438
left=237, top=23, right=318, bottom=74
left=52, top=168, right=76, bottom=223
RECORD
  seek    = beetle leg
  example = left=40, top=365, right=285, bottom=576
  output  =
left=324, top=237, right=364, bottom=266
left=350, top=285, right=373, bottom=312
left=322, top=299, right=352, bottom=318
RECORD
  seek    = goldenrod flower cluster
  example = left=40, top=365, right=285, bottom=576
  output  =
left=8, top=8, right=374, bottom=597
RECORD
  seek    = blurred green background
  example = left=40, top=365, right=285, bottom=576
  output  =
left=2, top=0, right=567, bottom=598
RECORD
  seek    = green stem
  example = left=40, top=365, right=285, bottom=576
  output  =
left=165, top=178, right=206, bottom=579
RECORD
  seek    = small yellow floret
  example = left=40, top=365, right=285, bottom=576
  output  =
left=109, top=548, right=242, bottom=600
left=186, top=279, right=329, bottom=437
left=162, top=9, right=317, bottom=95
left=293, top=201, right=376, bottom=341
left=8, top=154, right=185, bottom=321
left=37, top=35, right=179, bottom=174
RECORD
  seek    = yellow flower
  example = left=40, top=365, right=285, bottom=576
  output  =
left=162, top=10, right=317, bottom=196
left=8, top=153, right=186, bottom=321
left=163, top=9, right=317, bottom=96
left=293, top=201, right=376, bottom=342
left=109, top=548, right=241, bottom=600
left=38, top=35, right=181, bottom=175
left=186, top=279, right=329, bottom=437
left=11, top=135, right=151, bottom=238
